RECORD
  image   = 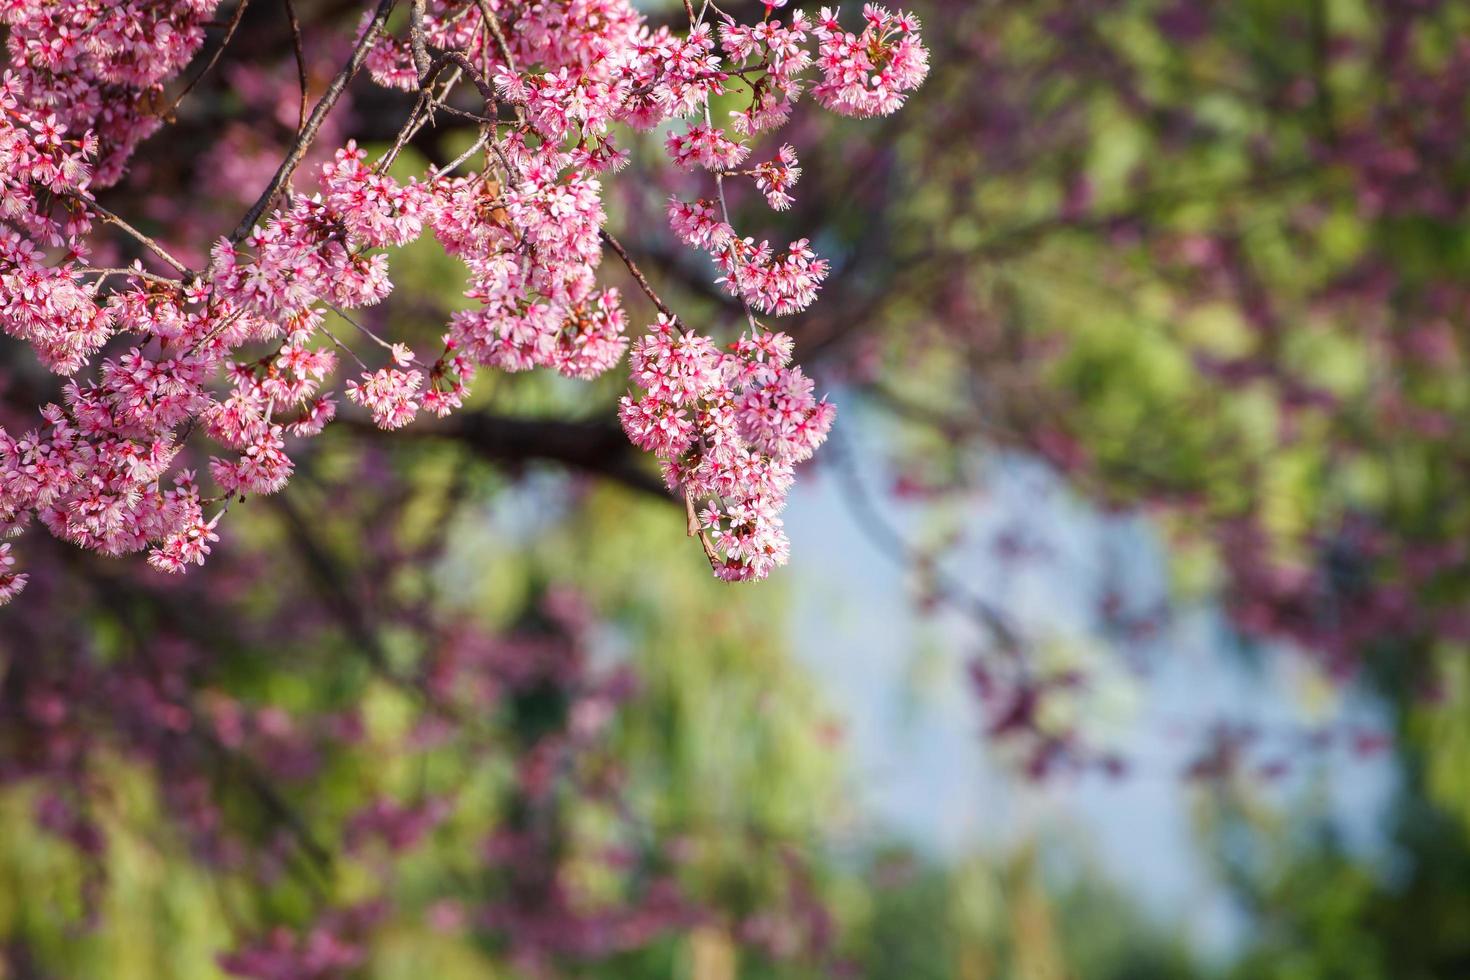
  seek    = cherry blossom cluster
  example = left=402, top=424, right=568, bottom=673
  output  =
left=212, top=143, right=426, bottom=319
left=219, top=902, right=384, bottom=979
left=0, top=0, right=224, bottom=187
left=619, top=320, right=834, bottom=581
left=668, top=178, right=830, bottom=315
left=204, top=142, right=434, bottom=479
left=751, top=144, right=802, bottom=211
left=428, top=138, right=629, bottom=391
left=0, top=0, right=928, bottom=601
left=810, top=5, right=930, bottom=118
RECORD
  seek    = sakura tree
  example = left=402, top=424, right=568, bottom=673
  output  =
left=5, top=0, right=1469, bottom=975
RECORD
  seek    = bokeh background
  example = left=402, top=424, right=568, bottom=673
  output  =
left=4, top=0, right=1470, bottom=976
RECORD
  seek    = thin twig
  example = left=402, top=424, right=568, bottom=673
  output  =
left=378, top=50, right=513, bottom=177
left=826, top=422, right=1025, bottom=653
left=471, top=0, right=516, bottom=74
left=231, top=0, right=399, bottom=242
left=317, top=323, right=370, bottom=371
left=427, top=99, right=502, bottom=125
left=705, top=104, right=761, bottom=332
left=420, top=49, right=499, bottom=105
left=600, top=230, right=677, bottom=321
left=469, top=0, right=524, bottom=124
left=432, top=129, right=491, bottom=179
left=378, top=88, right=435, bottom=173
left=78, top=196, right=193, bottom=276
left=77, top=266, right=184, bottom=288
left=185, top=308, right=245, bottom=357
left=163, top=0, right=251, bottom=118
left=379, top=44, right=510, bottom=173
left=325, top=302, right=400, bottom=357
left=684, top=489, right=722, bottom=572
left=282, top=0, right=309, bottom=134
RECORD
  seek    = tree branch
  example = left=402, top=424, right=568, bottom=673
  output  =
left=600, top=230, right=678, bottom=322
left=76, top=197, right=194, bottom=277
left=231, top=0, right=398, bottom=241
left=341, top=413, right=668, bottom=499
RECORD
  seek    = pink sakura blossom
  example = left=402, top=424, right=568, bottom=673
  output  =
left=720, top=13, right=813, bottom=77
left=0, top=0, right=224, bottom=186
left=751, top=145, right=802, bottom=211
left=0, top=231, right=112, bottom=375
left=737, top=365, right=837, bottom=461
left=626, top=315, right=723, bottom=407
left=277, top=343, right=337, bottom=384
left=210, top=427, right=294, bottom=497
left=618, top=24, right=727, bottom=126
left=716, top=237, right=830, bottom=315
left=668, top=198, right=734, bottom=251
left=212, top=148, right=424, bottom=318
left=496, top=66, right=628, bottom=143
left=718, top=13, right=813, bottom=135
left=0, top=541, right=25, bottom=605
left=147, top=479, right=222, bottom=575
left=619, top=395, right=696, bottom=458
left=553, top=289, right=631, bottom=380
left=287, top=396, right=337, bottom=439
left=319, top=141, right=427, bottom=248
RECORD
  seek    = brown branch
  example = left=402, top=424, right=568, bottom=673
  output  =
left=600, top=230, right=677, bottom=322
left=421, top=49, right=499, bottom=105
left=231, top=0, right=398, bottom=241
left=76, top=196, right=193, bottom=277
left=621, top=240, right=746, bottom=316
left=77, top=266, right=184, bottom=288
left=409, top=0, right=433, bottom=81
left=378, top=88, right=436, bottom=172
left=282, top=0, right=309, bottom=134
left=683, top=489, right=722, bottom=573
left=426, top=99, right=503, bottom=125
left=377, top=48, right=504, bottom=174
left=340, top=412, right=668, bottom=499
left=163, top=0, right=251, bottom=119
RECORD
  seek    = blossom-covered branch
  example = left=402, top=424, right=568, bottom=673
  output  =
left=0, top=0, right=928, bottom=602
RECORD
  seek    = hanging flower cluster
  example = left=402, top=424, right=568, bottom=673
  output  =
left=620, top=320, right=834, bottom=581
